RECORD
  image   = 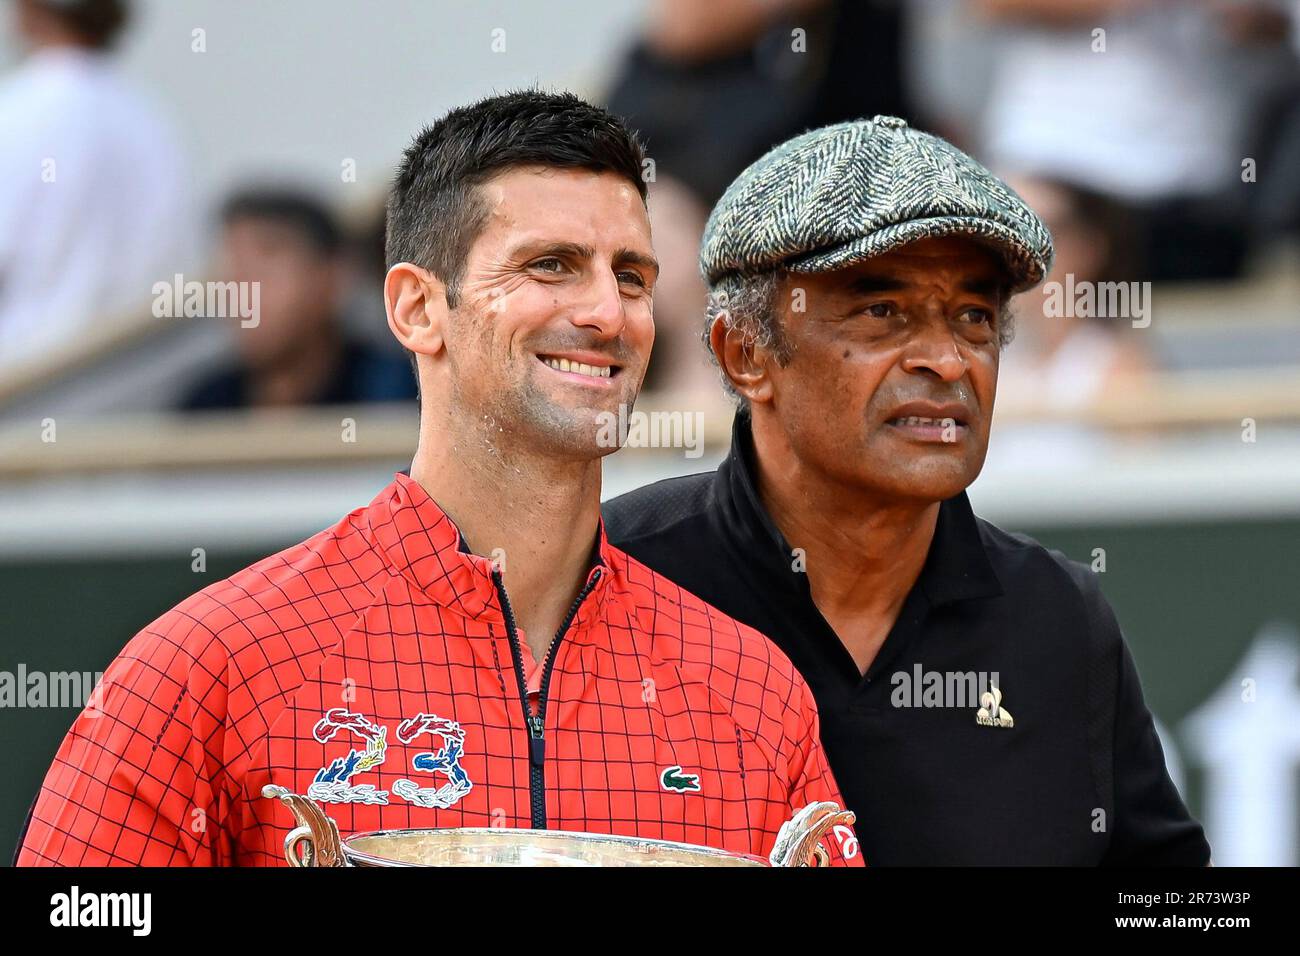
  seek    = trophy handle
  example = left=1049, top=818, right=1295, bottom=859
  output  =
left=261, top=785, right=348, bottom=867
left=768, top=802, right=857, bottom=867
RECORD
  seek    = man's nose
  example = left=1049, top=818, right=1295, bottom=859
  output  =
left=573, top=268, right=626, bottom=337
left=899, top=317, right=967, bottom=382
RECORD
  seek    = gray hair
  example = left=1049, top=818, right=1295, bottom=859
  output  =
left=702, top=268, right=1017, bottom=407
left=702, top=269, right=790, bottom=407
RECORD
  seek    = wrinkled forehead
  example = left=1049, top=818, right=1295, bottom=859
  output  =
left=456, top=173, right=650, bottom=275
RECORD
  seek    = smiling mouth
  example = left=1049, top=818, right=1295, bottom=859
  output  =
left=537, top=355, right=618, bottom=380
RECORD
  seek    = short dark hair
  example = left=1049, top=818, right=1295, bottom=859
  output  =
left=386, top=89, right=647, bottom=304
left=31, top=0, right=130, bottom=50
left=219, top=187, right=343, bottom=257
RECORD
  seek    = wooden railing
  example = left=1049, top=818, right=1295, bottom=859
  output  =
left=0, top=310, right=163, bottom=406
left=0, top=367, right=1298, bottom=478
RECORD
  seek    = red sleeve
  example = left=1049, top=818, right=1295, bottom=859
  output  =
left=16, top=607, right=232, bottom=866
left=784, top=677, right=865, bottom=867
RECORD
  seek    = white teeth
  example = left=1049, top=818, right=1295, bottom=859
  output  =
left=894, top=416, right=957, bottom=427
left=543, top=357, right=612, bottom=378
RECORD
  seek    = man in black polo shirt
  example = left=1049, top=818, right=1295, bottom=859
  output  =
left=603, top=116, right=1210, bottom=865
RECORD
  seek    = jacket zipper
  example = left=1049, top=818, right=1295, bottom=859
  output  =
left=493, top=567, right=602, bottom=829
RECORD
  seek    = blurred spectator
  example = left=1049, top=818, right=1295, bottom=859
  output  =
left=973, top=0, right=1299, bottom=281
left=999, top=176, right=1152, bottom=400
left=0, top=0, right=191, bottom=374
left=986, top=175, right=1153, bottom=471
left=605, top=0, right=913, bottom=396
left=1256, top=91, right=1300, bottom=240
left=900, top=0, right=1003, bottom=149
left=179, top=188, right=415, bottom=410
left=1253, top=2, right=1300, bottom=241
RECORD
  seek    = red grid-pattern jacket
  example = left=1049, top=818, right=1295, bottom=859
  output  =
left=18, top=473, right=861, bottom=866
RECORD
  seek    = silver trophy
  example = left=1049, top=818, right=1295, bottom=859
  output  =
left=262, top=785, right=855, bottom=867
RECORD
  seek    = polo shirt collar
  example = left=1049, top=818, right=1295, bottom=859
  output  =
left=715, top=413, right=1002, bottom=607
left=367, top=472, right=612, bottom=624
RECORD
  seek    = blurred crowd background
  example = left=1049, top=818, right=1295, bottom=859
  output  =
left=1, top=0, right=1299, bottom=866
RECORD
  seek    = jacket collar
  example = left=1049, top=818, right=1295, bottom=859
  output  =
left=366, top=472, right=613, bottom=625
left=715, top=413, right=1002, bottom=607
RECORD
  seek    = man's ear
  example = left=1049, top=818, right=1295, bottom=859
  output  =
left=709, top=315, right=775, bottom=406
left=385, top=262, right=449, bottom=359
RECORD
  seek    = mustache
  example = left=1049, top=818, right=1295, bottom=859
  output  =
left=876, top=386, right=978, bottom=410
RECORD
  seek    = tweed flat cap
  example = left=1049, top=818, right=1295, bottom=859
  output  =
left=699, top=115, right=1054, bottom=293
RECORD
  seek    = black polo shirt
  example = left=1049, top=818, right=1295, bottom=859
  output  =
left=603, top=414, right=1211, bottom=865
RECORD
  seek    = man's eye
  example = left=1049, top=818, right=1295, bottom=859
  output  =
left=531, top=257, right=565, bottom=273
left=617, top=270, right=646, bottom=288
left=960, top=307, right=993, bottom=324
left=864, top=303, right=895, bottom=318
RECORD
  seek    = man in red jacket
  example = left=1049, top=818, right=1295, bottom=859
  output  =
left=16, top=90, right=859, bottom=867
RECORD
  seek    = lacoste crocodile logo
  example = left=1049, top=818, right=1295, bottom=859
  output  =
left=660, top=766, right=701, bottom=793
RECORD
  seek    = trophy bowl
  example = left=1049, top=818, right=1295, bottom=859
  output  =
left=262, top=785, right=855, bottom=867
